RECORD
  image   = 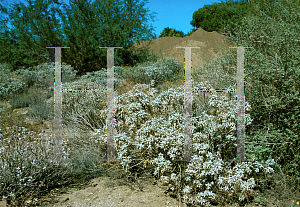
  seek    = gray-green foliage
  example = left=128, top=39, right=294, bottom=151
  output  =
left=14, top=62, right=79, bottom=90
left=0, top=63, right=27, bottom=100
left=78, top=67, right=123, bottom=89
left=219, top=0, right=300, bottom=181
left=114, top=57, right=185, bottom=87
left=59, top=58, right=184, bottom=130
left=0, top=62, right=78, bottom=123
left=0, top=62, right=78, bottom=100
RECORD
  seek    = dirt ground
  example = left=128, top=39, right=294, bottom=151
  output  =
left=28, top=176, right=285, bottom=207
left=131, top=27, right=236, bottom=70
left=34, top=177, right=188, bottom=207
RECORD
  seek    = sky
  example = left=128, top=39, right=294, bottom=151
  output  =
left=1, top=0, right=249, bottom=42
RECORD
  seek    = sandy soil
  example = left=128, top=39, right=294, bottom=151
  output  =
left=36, top=177, right=189, bottom=207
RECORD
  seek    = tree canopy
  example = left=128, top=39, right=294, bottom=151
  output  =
left=0, top=0, right=159, bottom=76
left=189, top=0, right=257, bottom=34
left=158, top=27, right=185, bottom=38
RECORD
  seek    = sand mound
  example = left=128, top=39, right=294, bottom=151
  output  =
left=131, top=27, right=236, bottom=69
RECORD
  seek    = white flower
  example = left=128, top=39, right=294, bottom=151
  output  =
left=170, top=173, right=177, bottom=181
left=183, top=185, right=192, bottom=194
left=239, top=194, right=245, bottom=201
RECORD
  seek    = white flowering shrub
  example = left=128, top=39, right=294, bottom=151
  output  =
left=35, top=56, right=276, bottom=206
left=86, top=79, right=275, bottom=206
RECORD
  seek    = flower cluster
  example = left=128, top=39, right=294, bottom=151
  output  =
left=88, top=79, right=275, bottom=206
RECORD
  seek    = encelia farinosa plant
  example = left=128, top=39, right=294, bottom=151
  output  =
left=85, top=79, right=276, bottom=206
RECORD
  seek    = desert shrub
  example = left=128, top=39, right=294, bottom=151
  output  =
left=8, top=91, right=34, bottom=109
left=26, top=90, right=55, bottom=122
left=0, top=62, right=79, bottom=102
left=245, top=124, right=300, bottom=183
left=0, top=63, right=28, bottom=100
left=78, top=68, right=123, bottom=88
left=66, top=148, right=107, bottom=181
left=114, top=57, right=185, bottom=88
left=7, top=86, right=52, bottom=119
left=191, top=51, right=237, bottom=92
left=0, top=109, right=106, bottom=206
left=58, top=55, right=275, bottom=203
left=13, top=62, right=79, bottom=90
left=0, top=112, right=70, bottom=206
left=218, top=0, right=300, bottom=181
left=144, top=58, right=184, bottom=83
left=58, top=75, right=109, bottom=134
left=58, top=67, right=124, bottom=133
left=84, top=80, right=275, bottom=206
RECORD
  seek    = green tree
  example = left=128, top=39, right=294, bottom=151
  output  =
left=0, top=0, right=9, bottom=35
left=0, top=0, right=15, bottom=66
left=58, top=0, right=159, bottom=76
left=189, top=0, right=255, bottom=33
left=245, top=0, right=290, bottom=22
left=0, top=0, right=159, bottom=76
left=158, top=27, right=185, bottom=38
left=0, top=0, right=68, bottom=72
